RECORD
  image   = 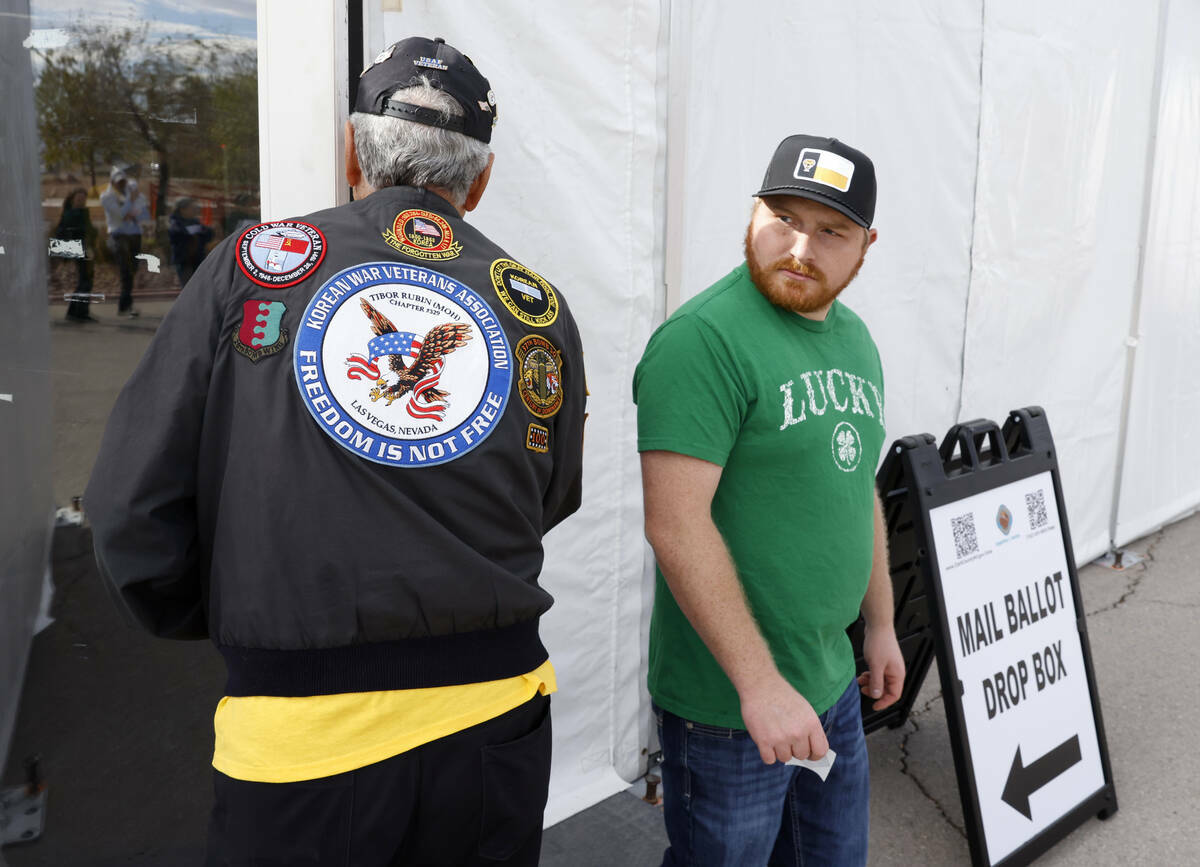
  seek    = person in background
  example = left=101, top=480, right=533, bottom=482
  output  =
left=223, top=192, right=257, bottom=237
left=168, top=197, right=214, bottom=288
left=634, top=135, right=905, bottom=866
left=57, top=187, right=98, bottom=323
left=99, top=165, right=149, bottom=317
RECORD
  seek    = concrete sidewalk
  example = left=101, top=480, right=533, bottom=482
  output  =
left=3, top=304, right=1196, bottom=864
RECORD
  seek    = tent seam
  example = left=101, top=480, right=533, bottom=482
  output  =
left=609, top=0, right=639, bottom=776
left=955, top=0, right=987, bottom=423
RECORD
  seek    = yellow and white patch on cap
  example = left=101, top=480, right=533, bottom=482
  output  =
left=792, top=148, right=855, bottom=192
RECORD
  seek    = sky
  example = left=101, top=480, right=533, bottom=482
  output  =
left=29, top=0, right=256, bottom=45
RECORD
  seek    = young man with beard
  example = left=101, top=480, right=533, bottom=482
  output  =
left=633, top=135, right=905, bottom=866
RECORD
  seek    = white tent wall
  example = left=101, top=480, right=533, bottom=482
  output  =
left=375, top=1, right=664, bottom=824
left=959, top=0, right=1164, bottom=565
left=666, top=0, right=984, bottom=482
left=257, top=0, right=350, bottom=220
left=1114, top=0, right=1200, bottom=547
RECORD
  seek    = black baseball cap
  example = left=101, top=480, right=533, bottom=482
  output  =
left=754, top=135, right=876, bottom=228
left=356, top=36, right=497, bottom=144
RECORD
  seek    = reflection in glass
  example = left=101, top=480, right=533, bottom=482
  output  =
left=32, top=7, right=259, bottom=314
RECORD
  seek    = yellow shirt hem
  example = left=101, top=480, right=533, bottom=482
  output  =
left=212, top=660, right=556, bottom=784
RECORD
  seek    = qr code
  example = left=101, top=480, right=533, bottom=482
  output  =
left=951, top=513, right=979, bottom=559
left=1026, top=490, right=1048, bottom=529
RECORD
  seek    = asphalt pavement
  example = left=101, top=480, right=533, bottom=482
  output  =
left=2, top=299, right=1195, bottom=865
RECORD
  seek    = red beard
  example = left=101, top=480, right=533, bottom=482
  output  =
left=743, top=223, right=865, bottom=314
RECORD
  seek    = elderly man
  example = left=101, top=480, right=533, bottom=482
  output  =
left=633, top=135, right=904, bottom=866
left=86, top=36, right=585, bottom=866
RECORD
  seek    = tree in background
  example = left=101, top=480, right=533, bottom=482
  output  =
left=34, top=24, right=258, bottom=229
left=210, top=50, right=260, bottom=192
left=34, top=30, right=133, bottom=189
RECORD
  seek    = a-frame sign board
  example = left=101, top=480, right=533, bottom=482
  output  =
left=849, top=407, right=1117, bottom=866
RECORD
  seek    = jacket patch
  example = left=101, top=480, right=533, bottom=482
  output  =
left=294, top=262, right=511, bottom=468
left=526, top=423, right=550, bottom=454
left=515, top=334, right=563, bottom=418
left=490, top=258, right=558, bottom=327
left=233, top=300, right=289, bottom=361
left=382, top=209, right=462, bottom=261
left=236, top=221, right=326, bottom=288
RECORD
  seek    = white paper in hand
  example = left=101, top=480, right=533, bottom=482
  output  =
left=785, top=748, right=836, bottom=781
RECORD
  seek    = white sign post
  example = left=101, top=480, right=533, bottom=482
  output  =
left=929, top=470, right=1108, bottom=865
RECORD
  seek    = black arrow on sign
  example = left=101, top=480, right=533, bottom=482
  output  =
left=1001, top=735, right=1083, bottom=820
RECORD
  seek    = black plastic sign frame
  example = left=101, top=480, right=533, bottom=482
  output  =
left=851, top=407, right=1117, bottom=866
left=848, top=432, right=939, bottom=734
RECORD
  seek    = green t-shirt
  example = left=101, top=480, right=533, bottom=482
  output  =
left=633, top=263, right=886, bottom=727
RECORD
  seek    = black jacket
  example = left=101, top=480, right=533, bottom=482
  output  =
left=85, top=186, right=586, bottom=697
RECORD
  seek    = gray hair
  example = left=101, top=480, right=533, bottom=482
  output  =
left=350, top=80, right=491, bottom=207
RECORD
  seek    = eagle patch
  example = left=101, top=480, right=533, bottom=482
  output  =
left=233, top=300, right=288, bottom=361
left=236, top=221, right=326, bottom=289
left=515, top=334, right=563, bottom=418
left=490, top=259, right=558, bottom=327
left=294, top=262, right=511, bottom=468
left=382, top=209, right=462, bottom=261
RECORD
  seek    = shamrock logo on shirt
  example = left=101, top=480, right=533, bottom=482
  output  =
left=837, top=429, right=858, bottom=463
left=831, top=421, right=862, bottom=473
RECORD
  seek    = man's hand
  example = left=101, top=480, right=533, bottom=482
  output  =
left=739, top=674, right=829, bottom=765
left=857, top=623, right=905, bottom=710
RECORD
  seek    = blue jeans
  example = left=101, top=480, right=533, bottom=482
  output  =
left=654, top=680, right=869, bottom=867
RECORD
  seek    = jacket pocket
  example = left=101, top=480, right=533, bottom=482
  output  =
left=478, top=699, right=553, bottom=860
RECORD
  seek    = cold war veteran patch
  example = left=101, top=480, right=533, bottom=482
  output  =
left=233, top=299, right=288, bottom=361
left=236, top=221, right=326, bottom=288
left=294, top=262, right=511, bottom=468
left=515, top=334, right=563, bottom=418
left=382, top=209, right=462, bottom=261
left=490, top=259, right=558, bottom=327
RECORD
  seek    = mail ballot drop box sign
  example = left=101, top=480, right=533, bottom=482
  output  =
left=928, top=470, right=1106, bottom=865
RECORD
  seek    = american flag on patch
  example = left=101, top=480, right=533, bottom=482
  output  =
left=411, top=218, right=441, bottom=237
left=255, top=233, right=309, bottom=254
left=367, top=331, right=422, bottom=360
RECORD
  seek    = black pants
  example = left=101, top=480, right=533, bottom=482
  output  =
left=207, top=693, right=552, bottom=866
left=107, top=234, right=141, bottom=311
left=65, top=258, right=94, bottom=319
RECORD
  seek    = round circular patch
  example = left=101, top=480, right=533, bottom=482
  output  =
left=831, top=421, right=862, bottom=473
left=294, top=262, right=511, bottom=468
left=382, top=209, right=462, bottom=261
left=236, top=221, right=326, bottom=288
left=490, top=259, right=558, bottom=327
left=515, top=334, right=563, bottom=418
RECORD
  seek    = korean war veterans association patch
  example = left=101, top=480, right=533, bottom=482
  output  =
left=526, top=423, right=550, bottom=454
left=515, top=334, right=563, bottom=418
left=793, top=148, right=856, bottom=193
left=382, top=209, right=462, bottom=261
left=490, top=259, right=558, bottom=327
left=294, top=262, right=511, bottom=468
left=236, top=221, right=326, bottom=288
left=233, top=300, right=289, bottom=361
